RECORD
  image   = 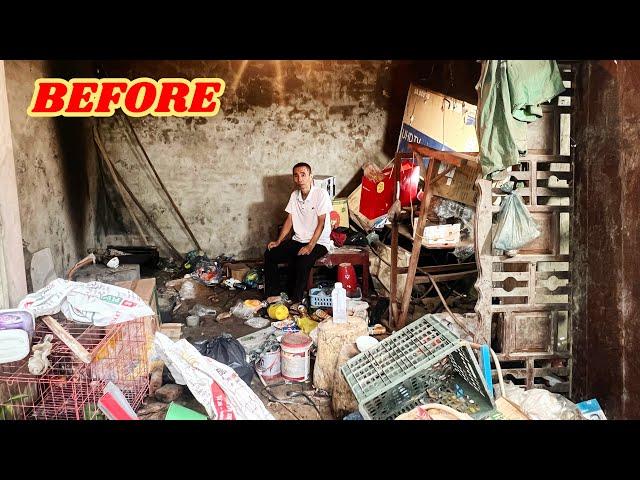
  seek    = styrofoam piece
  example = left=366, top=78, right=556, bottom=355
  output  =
left=355, top=335, right=379, bottom=352
left=30, top=248, right=57, bottom=292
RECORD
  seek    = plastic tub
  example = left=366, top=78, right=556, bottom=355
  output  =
left=0, top=309, right=35, bottom=364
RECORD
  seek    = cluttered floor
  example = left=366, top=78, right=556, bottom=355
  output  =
left=140, top=255, right=393, bottom=421
left=0, top=245, right=596, bottom=421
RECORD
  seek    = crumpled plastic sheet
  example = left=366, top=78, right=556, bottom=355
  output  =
left=501, top=381, right=583, bottom=420
left=189, top=304, right=218, bottom=317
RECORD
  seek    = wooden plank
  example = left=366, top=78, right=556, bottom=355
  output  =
left=492, top=287, right=531, bottom=297
left=519, top=154, right=571, bottom=162
left=429, top=271, right=477, bottom=282
left=491, top=271, right=530, bottom=281
left=508, top=170, right=573, bottom=181
left=491, top=304, right=569, bottom=313
left=398, top=158, right=435, bottom=329
left=474, top=178, right=494, bottom=347
left=492, top=205, right=572, bottom=213
left=407, top=142, right=478, bottom=167
left=497, top=352, right=570, bottom=361
left=535, top=171, right=573, bottom=180
left=41, top=316, right=92, bottom=364
left=491, top=255, right=570, bottom=262
left=390, top=153, right=401, bottom=325
left=536, top=270, right=571, bottom=280
left=536, top=286, right=571, bottom=295
left=536, top=187, right=572, bottom=197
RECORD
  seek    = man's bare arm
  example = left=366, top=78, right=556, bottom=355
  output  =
left=268, top=213, right=293, bottom=250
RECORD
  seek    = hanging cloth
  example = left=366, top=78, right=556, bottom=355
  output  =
left=476, top=60, right=565, bottom=178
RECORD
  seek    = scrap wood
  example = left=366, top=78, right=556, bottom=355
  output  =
left=41, top=316, right=92, bottom=363
left=67, top=253, right=96, bottom=281
left=93, top=125, right=182, bottom=260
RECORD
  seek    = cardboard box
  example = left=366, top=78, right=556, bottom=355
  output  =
left=398, top=84, right=479, bottom=153
left=577, top=399, right=607, bottom=420
left=331, top=197, right=349, bottom=228
left=314, top=175, right=336, bottom=199
left=228, top=263, right=250, bottom=282
left=398, top=84, right=481, bottom=206
left=159, top=323, right=183, bottom=342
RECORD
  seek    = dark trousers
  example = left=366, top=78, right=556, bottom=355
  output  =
left=264, top=239, right=328, bottom=302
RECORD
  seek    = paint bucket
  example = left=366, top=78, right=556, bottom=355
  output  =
left=280, top=332, right=312, bottom=382
left=255, top=346, right=281, bottom=380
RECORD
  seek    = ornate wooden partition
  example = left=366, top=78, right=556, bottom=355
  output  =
left=475, top=63, right=576, bottom=393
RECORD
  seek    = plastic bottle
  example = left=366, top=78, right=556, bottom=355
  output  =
left=331, top=282, right=347, bottom=324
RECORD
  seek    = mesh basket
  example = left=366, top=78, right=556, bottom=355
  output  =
left=309, top=287, right=362, bottom=308
left=309, top=288, right=332, bottom=308
left=341, top=314, right=495, bottom=420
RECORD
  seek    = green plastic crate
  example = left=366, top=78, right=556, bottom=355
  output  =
left=341, top=314, right=495, bottom=420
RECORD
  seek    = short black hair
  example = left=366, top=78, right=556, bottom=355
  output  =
left=292, top=162, right=312, bottom=174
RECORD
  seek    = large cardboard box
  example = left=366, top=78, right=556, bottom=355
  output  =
left=398, top=84, right=481, bottom=206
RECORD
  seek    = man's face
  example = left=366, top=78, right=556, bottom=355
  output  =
left=293, top=166, right=312, bottom=190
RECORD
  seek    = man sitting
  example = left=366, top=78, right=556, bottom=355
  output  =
left=264, top=162, right=332, bottom=303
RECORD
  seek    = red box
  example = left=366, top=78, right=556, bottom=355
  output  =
left=359, top=161, right=420, bottom=220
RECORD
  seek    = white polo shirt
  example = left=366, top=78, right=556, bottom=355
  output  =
left=285, top=185, right=332, bottom=249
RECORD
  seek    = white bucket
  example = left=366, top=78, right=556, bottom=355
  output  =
left=256, top=347, right=281, bottom=380
left=280, top=332, right=312, bottom=382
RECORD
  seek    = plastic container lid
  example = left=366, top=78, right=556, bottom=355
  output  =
left=281, top=332, right=312, bottom=349
left=0, top=309, right=35, bottom=342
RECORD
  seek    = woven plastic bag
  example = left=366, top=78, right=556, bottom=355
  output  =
left=153, top=332, right=273, bottom=420
left=493, top=182, right=540, bottom=253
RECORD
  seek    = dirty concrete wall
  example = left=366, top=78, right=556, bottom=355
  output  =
left=4, top=61, right=103, bottom=284
left=97, top=60, right=481, bottom=260
left=96, top=60, right=394, bottom=259
left=573, top=60, right=640, bottom=419
left=0, top=61, right=28, bottom=306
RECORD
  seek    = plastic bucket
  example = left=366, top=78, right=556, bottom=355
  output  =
left=256, top=347, right=281, bottom=380
left=280, top=332, right=312, bottom=382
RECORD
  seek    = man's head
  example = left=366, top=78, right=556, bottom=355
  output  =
left=293, top=162, right=313, bottom=192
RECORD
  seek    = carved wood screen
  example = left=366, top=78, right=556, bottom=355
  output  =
left=475, top=63, right=576, bottom=393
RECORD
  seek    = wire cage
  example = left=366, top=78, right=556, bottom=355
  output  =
left=341, top=314, right=495, bottom=420
left=0, top=314, right=149, bottom=420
